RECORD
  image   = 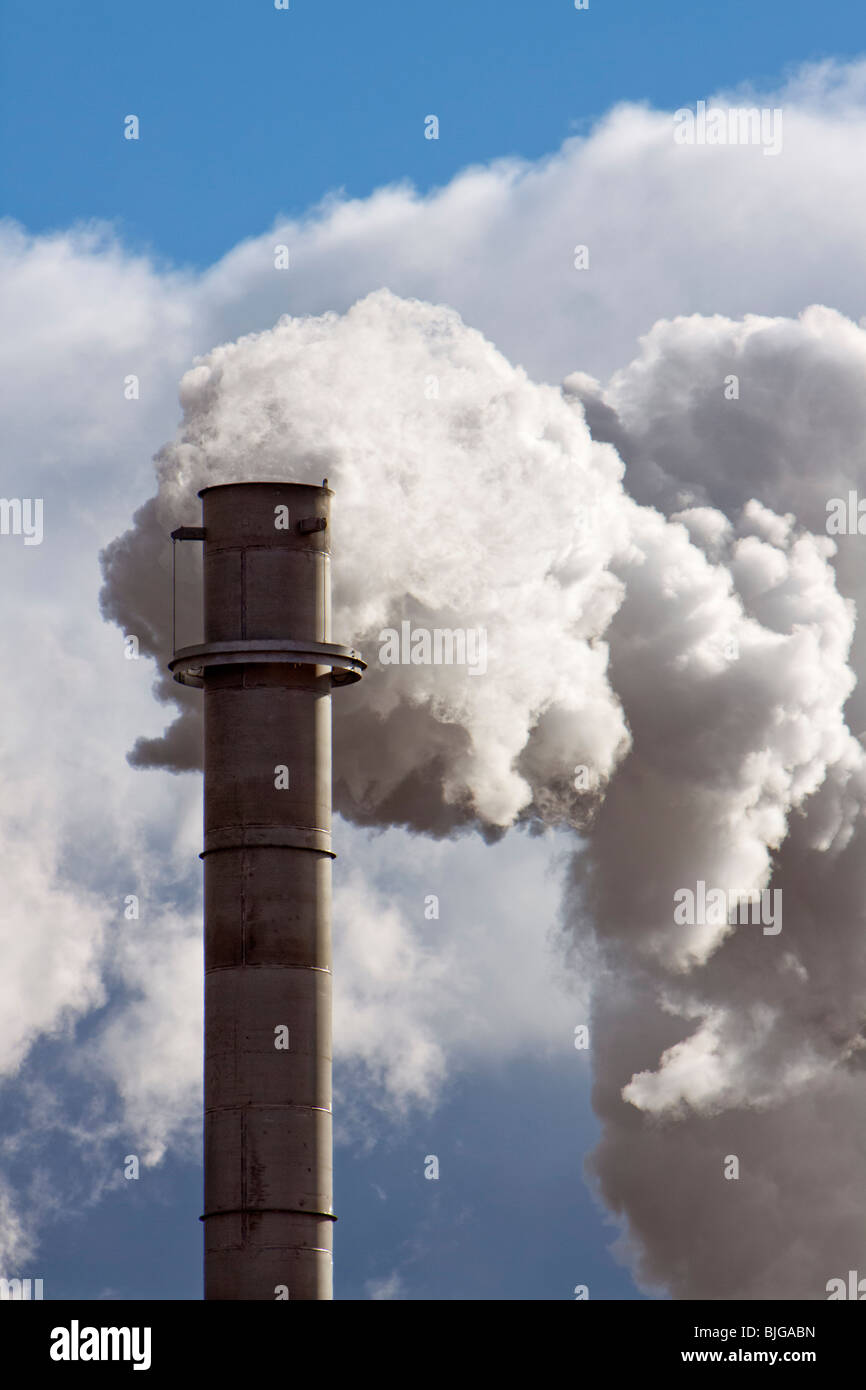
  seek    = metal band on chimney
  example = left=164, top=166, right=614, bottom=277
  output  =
left=200, top=826, right=335, bottom=856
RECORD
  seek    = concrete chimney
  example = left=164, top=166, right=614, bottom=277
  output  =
left=169, top=480, right=365, bottom=1301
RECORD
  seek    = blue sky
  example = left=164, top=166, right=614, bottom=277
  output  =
left=7, top=1049, right=617, bottom=1301
left=3, top=0, right=866, bottom=1305
left=2, top=0, right=863, bottom=266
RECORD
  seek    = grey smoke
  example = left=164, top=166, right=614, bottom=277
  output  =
left=566, top=305, right=866, bottom=1298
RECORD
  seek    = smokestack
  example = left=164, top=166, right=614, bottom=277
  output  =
left=169, top=481, right=365, bottom=1301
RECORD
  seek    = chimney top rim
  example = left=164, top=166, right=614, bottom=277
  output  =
left=197, top=480, right=333, bottom=498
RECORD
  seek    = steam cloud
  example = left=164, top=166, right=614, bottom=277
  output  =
left=101, top=290, right=866, bottom=1298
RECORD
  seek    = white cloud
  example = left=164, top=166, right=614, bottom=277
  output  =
left=365, top=1270, right=405, bottom=1300
left=333, top=824, right=580, bottom=1129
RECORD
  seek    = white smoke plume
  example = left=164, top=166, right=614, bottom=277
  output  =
left=101, top=290, right=634, bottom=833
left=100, top=289, right=866, bottom=1298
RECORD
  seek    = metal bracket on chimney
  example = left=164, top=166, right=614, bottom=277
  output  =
left=170, top=527, right=206, bottom=652
left=298, top=516, right=327, bottom=534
